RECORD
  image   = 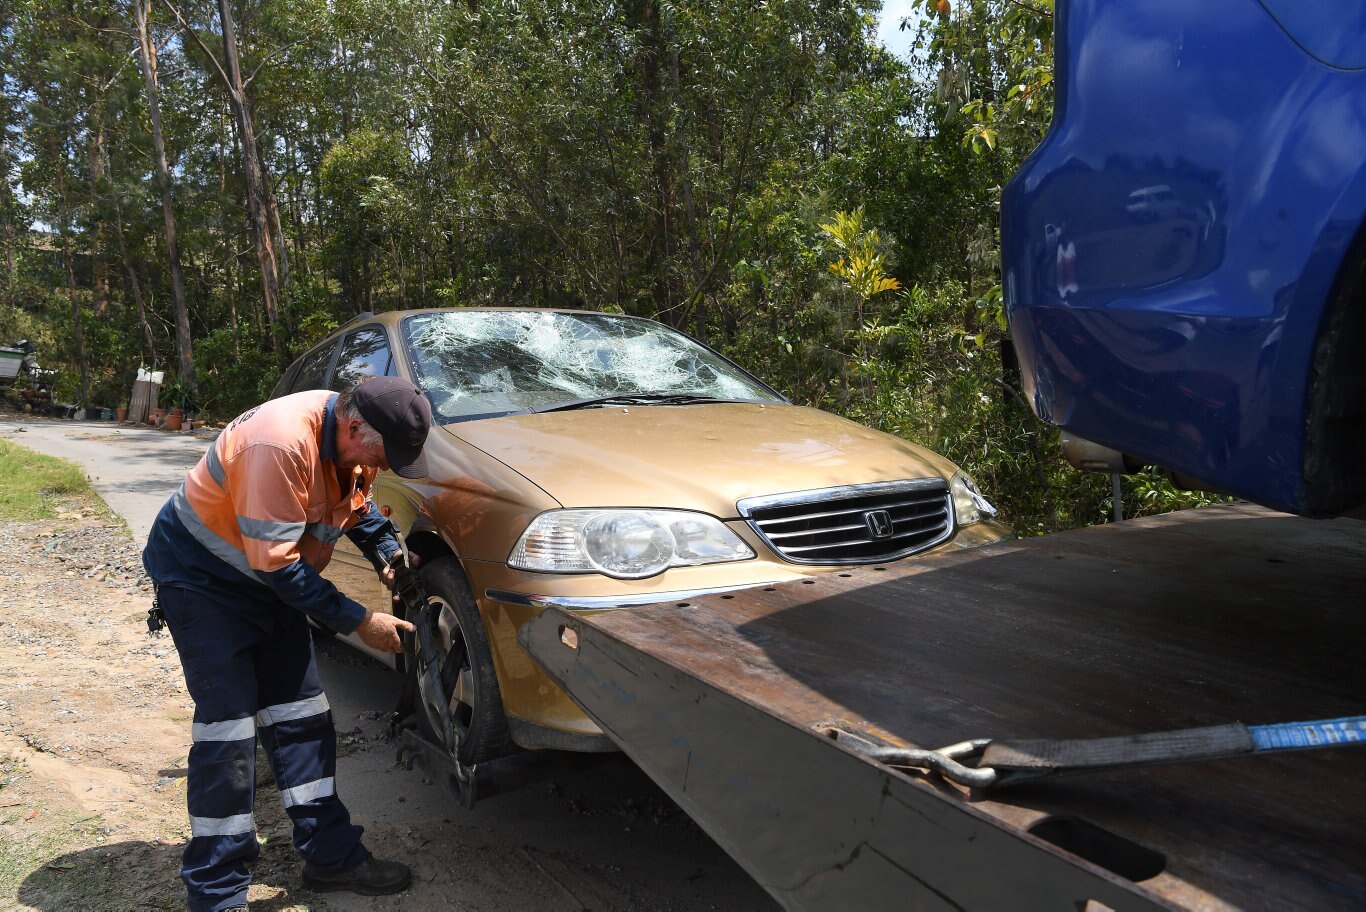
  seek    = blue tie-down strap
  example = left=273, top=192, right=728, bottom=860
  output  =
left=833, top=715, right=1366, bottom=789
left=1250, top=715, right=1366, bottom=751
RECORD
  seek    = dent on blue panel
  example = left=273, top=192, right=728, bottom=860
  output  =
left=1258, top=0, right=1366, bottom=70
left=1028, top=1, right=1308, bottom=318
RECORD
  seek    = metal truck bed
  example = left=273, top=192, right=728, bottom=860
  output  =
left=521, top=504, right=1366, bottom=910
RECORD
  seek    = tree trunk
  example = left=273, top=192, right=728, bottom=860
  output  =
left=50, top=161, right=90, bottom=405
left=113, top=209, right=157, bottom=365
left=267, top=171, right=290, bottom=295
left=284, top=131, right=310, bottom=277
left=0, top=174, right=14, bottom=305
left=634, top=0, right=677, bottom=323
left=86, top=127, right=111, bottom=318
left=59, top=234, right=89, bottom=406
left=219, top=102, right=243, bottom=353
left=219, top=104, right=228, bottom=194
left=0, top=40, right=13, bottom=304
left=667, top=36, right=708, bottom=342
left=361, top=252, right=372, bottom=312
left=0, top=217, right=13, bottom=303
left=134, top=0, right=195, bottom=394
left=213, top=0, right=285, bottom=364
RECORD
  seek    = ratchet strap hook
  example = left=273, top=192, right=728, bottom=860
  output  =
left=831, top=732, right=998, bottom=788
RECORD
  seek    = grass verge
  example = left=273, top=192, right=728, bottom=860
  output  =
left=0, top=438, right=97, bottom=520
left=0, top=811, right=111, bottom=910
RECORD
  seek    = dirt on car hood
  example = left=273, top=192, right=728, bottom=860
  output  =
left=445, top=402, right=958, bottom=517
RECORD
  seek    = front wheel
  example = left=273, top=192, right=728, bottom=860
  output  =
left=413, top=557, right=511, bottom=765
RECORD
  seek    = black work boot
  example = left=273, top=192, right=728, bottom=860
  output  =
left=301, top=856, right=411, bottom=895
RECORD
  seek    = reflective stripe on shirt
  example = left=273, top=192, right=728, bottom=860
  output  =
left=173, top=486, right=270, bottom=585
left=237, top=515, right=307, bottom=543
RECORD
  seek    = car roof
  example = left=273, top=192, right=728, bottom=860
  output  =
left=341, top=307, right=638, bottom=330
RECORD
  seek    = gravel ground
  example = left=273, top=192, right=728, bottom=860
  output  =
left=0, top=425, right=777, bottom=912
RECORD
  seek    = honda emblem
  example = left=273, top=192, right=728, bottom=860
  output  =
left=863, top=510, right=893, bottom=539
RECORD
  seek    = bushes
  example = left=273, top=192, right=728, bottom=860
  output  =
left=193, top=326, right=279, bottom=419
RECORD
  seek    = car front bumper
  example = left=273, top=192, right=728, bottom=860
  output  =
left=470, top=520, right=1014, bottom=751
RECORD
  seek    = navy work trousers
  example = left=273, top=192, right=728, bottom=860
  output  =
left=160, top=585, right=368, bottom=911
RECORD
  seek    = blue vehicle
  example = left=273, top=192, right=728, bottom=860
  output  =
left=1001, top=0, right=1366, bottom=517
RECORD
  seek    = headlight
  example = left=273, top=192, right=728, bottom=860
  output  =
left=950, top=472, right=998, bottom=526
left=509, top=509, right=756, bottom=579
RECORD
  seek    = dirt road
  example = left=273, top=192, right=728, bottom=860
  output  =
left=0, top=417, right=776, bottom=911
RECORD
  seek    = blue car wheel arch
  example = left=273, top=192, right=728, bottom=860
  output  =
left=1001, top=0, right=1366, bottom=516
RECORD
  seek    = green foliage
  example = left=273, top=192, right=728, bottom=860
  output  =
left=320, top=128, right=415, bottom=312
left=913, top=0, right=1055, bottom=157
left=841, top=281, right=1071, bottom=530
left=821, top=208, right=901, bottom=305
left=0, top=0, right=1228, bottom=533
left=906, top=0, right=1058, bottom=332
left=1126, top=466, right=1234, bottom=518
left=195, top=325, right=277, bottom=417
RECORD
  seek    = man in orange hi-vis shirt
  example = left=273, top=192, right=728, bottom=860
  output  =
left=143, top=377, right=430, bottom=911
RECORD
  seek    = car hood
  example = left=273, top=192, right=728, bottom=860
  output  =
left=444, top=403, right=959, bottom=517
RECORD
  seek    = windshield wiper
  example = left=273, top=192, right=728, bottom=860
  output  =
left=530, top=393, right=740, bottom=414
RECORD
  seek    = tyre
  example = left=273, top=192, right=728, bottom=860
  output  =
left=413, top=556, right=511, bottom=764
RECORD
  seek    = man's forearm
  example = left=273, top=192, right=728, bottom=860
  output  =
left=346, top=502, right=402, bottom=572
left=263, top=560, right=368, bottom=633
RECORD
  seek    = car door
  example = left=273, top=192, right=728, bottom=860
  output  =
left=322, top=325, right=404, bottom=662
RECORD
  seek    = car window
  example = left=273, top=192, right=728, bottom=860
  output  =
left=290, top=341, right=339, bottom=393
left=402, top=310, right=783, bottom=422
left=269, top=363, right=298, bottom=400
left=331, top=326, right=395, bottom=391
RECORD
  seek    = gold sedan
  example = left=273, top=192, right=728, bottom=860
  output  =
left=273, top=309, right=1011, bottom=763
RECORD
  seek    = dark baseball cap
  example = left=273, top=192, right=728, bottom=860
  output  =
left=352, top=377, right=433, bottom=479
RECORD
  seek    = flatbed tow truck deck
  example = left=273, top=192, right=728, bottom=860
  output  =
left=519, top=504, right=1365, bottom=910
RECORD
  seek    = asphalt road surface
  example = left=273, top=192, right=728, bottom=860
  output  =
left=2, top=416, right=777, bottom=912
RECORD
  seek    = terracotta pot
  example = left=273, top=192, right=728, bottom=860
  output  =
left=169, top=407, right=184, bottom=417
left=115, top=407, right=127, bottom=422
left=164, top=412, right=183, bottom=431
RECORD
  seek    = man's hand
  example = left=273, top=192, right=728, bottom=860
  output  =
left=354, top=610, right=416, bottom=654
left=380, top=551, right=421, bottom=595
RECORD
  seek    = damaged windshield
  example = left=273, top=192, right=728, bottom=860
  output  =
left=402, top=311, right=784, bottom=422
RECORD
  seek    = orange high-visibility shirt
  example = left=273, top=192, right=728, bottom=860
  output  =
left=143, top=391, right=396, bottom=631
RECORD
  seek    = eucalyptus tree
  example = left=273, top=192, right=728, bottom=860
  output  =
left=0, top=2, right=23, bottom=307
left=334, top=0, right=887, bottom=329
left=130, top=0, right=193, bottom=390
left=166, top=0, right=291, bottom=362
left=11, top=0, right=115, bottom=404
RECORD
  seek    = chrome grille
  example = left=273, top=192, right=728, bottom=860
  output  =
left=737, top=479, right=953, bottom=565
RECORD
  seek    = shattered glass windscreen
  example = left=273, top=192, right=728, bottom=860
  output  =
left=402, top=311, right=783, bottom=422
